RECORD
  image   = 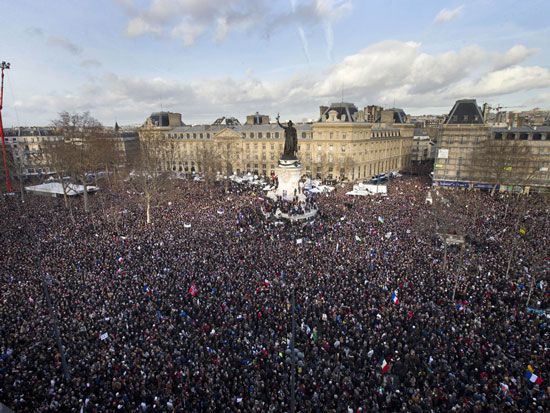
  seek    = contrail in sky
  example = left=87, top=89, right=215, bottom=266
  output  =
left=290, top=0, right=311, bottom=63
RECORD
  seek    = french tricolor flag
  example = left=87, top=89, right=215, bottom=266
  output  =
left=381, top=359, right=389, bottom=374
left=391, top=294, right=399, bottom=304
left=525, top=371, right=544, bottom=385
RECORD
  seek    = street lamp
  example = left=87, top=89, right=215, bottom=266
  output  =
left=0, top=61, right=14, bottom=192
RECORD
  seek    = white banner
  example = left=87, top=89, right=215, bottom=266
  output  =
left=438, top=149, right=449, bottom=159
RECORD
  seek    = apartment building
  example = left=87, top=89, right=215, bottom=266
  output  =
left=141, top=103, right=414, bottom=181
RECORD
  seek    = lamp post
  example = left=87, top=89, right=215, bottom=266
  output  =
left=290, top=285, right=296, bottom=413
left=0, top=61, right=13, bottom=192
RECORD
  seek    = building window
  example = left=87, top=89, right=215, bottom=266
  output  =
left=275, top=132, right=279, bottom=138
left=267, top=132, right=271, bottom=138
left=341, top=145, right=346, bottom=152
left=271, top=144, right=274, bottom=150
left=207, top=133, right=210, bottom=139
left=302, top=132, right=306, bottom=139
left=254, top=143, right=258, bottom=150
left=342, top=133, right=346, bottom=139
left=330, top=132, right=334, bottom=139
left=250, top=132, right=254, bottom=138
left=262, top=143, right=266, bottom=150
left=329, top=145, right=333, bottom=151
left=258, top=132, right=262, bottom=139
left=200, top=133, right=203, bottom=139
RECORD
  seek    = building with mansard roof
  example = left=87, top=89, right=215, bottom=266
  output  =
left=433, top=99, right=550, bottom=192
left=140, top=102, right=414, bottom=181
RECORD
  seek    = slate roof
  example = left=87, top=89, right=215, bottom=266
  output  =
left=445, top=99, right=485, bottom=124
left=319, top=102, right=360, bottom=122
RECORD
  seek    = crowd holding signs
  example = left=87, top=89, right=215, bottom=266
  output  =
left=0, top=176, right=548, bottom=411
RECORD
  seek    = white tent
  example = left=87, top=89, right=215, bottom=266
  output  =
left=25, top=182, right=99, bottom=197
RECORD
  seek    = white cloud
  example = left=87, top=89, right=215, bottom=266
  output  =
left=120, top=0, right=351, bottom=48
left=492, top=45, right=540, bottom=70
left=525, top=92, right=550, bottom=107
left=449, top=66, right=550, bottom=97
left=434, top=5, right=464, bottom=24
left=125, top=17, right=163, bottom=37
left=10, top=40, right=550, bottom=125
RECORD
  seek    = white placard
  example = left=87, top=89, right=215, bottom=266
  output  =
left=438, top=149, right=449, bottom=159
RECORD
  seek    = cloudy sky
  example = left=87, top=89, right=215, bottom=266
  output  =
left=2, top=0, right=550, bottom=127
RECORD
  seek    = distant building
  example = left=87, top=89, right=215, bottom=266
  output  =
left=433, top=99, right=550, bottom=192
left=147, top=102, right=414, bottom=181
left=411, top=130, right=435, bottom=163
left=364, top=105, right=382, bottom=123
left=145, top=112, right=183, bottom=128
left=3, top=127, right=61, bottom=176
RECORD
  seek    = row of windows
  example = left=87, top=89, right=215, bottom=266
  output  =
left=494, top=132, right=550, bottom=141
left=166, top=131, right=315, bottom=140
left=7, top=136, right=63, bottom=143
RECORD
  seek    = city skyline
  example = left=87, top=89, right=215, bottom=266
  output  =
left=2, top=0, right=550, bottom=127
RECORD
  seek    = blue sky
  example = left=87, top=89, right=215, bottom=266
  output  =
left=1, top=0, right=550, bottom=127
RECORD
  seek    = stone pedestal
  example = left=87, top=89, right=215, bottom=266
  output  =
left=272, top=159, right=303, bottom=201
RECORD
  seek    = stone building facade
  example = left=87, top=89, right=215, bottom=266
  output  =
left=142, top=102, right=414, bottom=181
left=433, top=99, right=550, bottom=192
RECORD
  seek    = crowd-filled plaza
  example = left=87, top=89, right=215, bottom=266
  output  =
left=0, top=177, right=548, bottom=412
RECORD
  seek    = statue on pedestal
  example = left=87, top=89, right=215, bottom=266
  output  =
left=277, top=113, right=298, bottom=161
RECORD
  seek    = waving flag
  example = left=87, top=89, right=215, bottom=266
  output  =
left=381, top=358, right=389, bottom=373
left=391, top=294, right=399, bottom=304
left=525, top=371, right=543, bottom=385
left=378, top=216, right=385, bottom=224
left=189, top=283, right=197, bottom=297
left=355, top=235, right=362, bottom=242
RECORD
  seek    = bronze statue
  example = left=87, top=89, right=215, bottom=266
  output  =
left=277, top=113, right=297, bottom=160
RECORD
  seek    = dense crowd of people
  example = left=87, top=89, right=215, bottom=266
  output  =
left=0, top=176, right=548, bottom=412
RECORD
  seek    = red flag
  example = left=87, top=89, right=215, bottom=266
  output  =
left=189, top=283, right=197, bottom=296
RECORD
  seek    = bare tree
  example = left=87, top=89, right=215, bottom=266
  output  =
left=470, top=138, right=535, bottom=195
left=6, top=143, right=32, bottom=202
left=311, top=153, right=329, bottom=180
left=196, top=143, right=223, bottom=184
left=342, top=155, right=356, bottom=181
left=42, top=136, right=75, bottom=211
left=131, top=132, right=169, bottom=224
left=88, top=130, right=121, bottom=187
left=50, top=111, right=105, bottom=212
left=217, top=141, right=234, bottom=177
left=418, top=189, right=468, bottom=274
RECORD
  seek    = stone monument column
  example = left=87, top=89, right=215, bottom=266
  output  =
left=272, top=114, right=304, bottom=201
